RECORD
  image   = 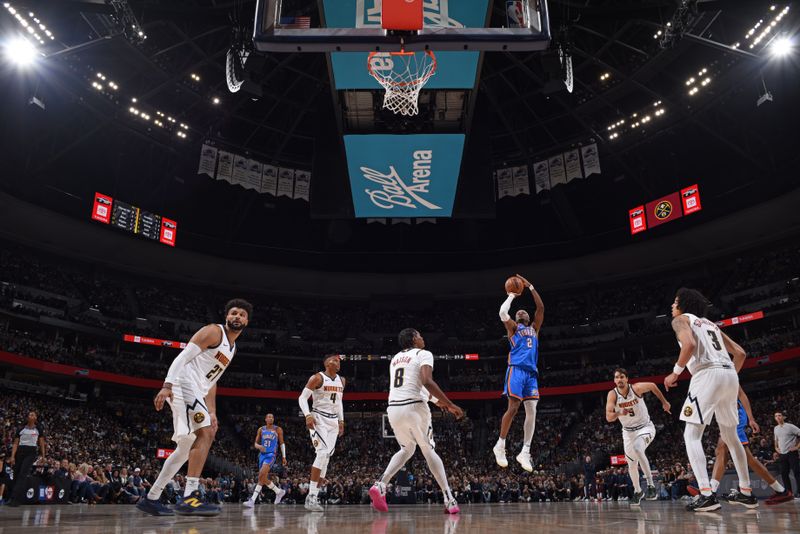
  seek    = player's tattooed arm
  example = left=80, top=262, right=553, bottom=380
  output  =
left=665, top=315, right=694, bottom=390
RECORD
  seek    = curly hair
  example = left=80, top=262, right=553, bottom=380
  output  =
left=225, top=298, right=253, bottom=319
left=675, top=287, right=710, bottom=317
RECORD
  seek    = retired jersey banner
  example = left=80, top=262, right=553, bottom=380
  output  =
left=564, top=149, right=583, bottom=182
left=629, top=205, right=647, bottom=235
left=496, top=167, right=514, bottom=199
left=681, top=184, right=702, bottom=215
left=512, top=165, right=530, bottom=196
left=548, top=154, right=566, bottom=187
left=197, top=144, right=218, bottom=177
left=581, top=143, right=601, bottom=176
left=645, top=191, right=683, bottom=228
left=533, top=160, right=550, bottom=193
left=344, top=134, right=465, bottom=218
left=216, top=151, right=234, bottom=182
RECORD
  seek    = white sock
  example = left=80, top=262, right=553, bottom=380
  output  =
left=184, top=477, right=200, bottom=497
left=266, top=481, right=279, bottom=492
left=309, top=481, right=319, bottom=497
left=251, top=484, right=262, bottom=501
left=710, top=479, right=720, bottom=492
left=496, top=437, right=506, bottom=448
left=770, top=481, right=785, bottom=492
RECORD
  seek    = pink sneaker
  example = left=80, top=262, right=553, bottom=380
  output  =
left=369, top=483, right=389, bottom=512
left=444, top=499, right=460, bottom=514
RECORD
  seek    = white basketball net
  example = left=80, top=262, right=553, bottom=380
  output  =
left=368, top=51, right=437, bottom=117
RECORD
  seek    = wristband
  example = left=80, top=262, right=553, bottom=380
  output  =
left=672, top=364, right=685, bottom=375
left=162, top=382, right=173, bottom=389
left=529, top=285, right=534, bottom=291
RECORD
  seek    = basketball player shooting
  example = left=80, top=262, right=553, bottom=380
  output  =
left=605, top=368, right=670, bottom=505
left=493, top=274, right=544, bottom=472
left=243, top=413, right=287, bottom=507
left=137, top=299, right=252, bottom=517
left=369, top=328, right=464, bottom=514
left=298, top=355, right=345, bottom=512
left=664, top=288, right=757, bottom=512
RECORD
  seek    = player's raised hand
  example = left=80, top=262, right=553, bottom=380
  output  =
left=515, top=274, right=533, bottom=289
left=662, top=401, right=672, bottom=415
left=445, top=403, right=464, bottom=420
left=664, top=373, right=679, bottom=391
left=154, top=387, right=173, bottom=411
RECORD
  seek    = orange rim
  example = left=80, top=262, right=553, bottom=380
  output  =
left=367, top=50, right=437, bottom=88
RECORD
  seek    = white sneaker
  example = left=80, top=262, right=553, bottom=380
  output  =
left=493, top=445, right=508, bottom=468
left=515, top=451, right=533, bottom=472
left=243, top=499, right=255, bottom=508
left=304, top=494, right=323, bottom=512
left=274, top=488, right=286, bottom=505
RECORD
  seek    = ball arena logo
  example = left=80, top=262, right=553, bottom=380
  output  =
left=654, top=200, right=673, bottom=220
left=360, top=150, right=443, bottom=211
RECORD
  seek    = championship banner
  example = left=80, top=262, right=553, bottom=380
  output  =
left=261, top=165, right=278, bottom=196
left=244, top=160, right=263, bottom=191
left=497, top=167, right=514, bottom=198
left=548, top=154, right=566, bottom=186
left=91, top=192, right=113, bottom=224
left=231, top=155, right=249, bottom=186
left=343, top=134, right=465, bottom=217
left=681, top=184, right=702, bottom=215
left=581, top=143, right=601, bottom=176
left=645, top=191, right=683, bottom=228
left=293, top=170, right=311, bottom=201
left=629, top=205, right=647, bottom=235
left=216, top=151, right=234, bottom=182
left=717, top=311, right=764, bottom=328
left=564, top=149, right=583, bottom=182
left=533, top=160, right=550, bottom=193
left=512, top=165, right=530, bottom=196
left=197, top=144, right=218, bottom=177
left=277, top=168, right=295, bottom=198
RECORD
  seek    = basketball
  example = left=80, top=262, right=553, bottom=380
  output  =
left=505, top=276, right=524, bottom=295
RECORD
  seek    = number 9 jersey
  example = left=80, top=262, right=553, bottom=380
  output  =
left=388, top=348, right=434, bottom=406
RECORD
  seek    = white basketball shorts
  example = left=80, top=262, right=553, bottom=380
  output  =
left=309, top=414, right=339, bottom=457
left=679, top=367, right=739, bottom=427
left=167, top=380, right=211, bottom=441
left=623, top=421, right=656, bottom=457
left=387, top=401, right=436, bottom=450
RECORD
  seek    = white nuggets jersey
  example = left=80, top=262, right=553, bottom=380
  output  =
left=180, top=324, right=236, bottom=396
left=615, top=386, right=651, bottom=430
left=681, top=313, right=733, bottom=375
left=389, top=348, right=434, bottom=406
left=311, top=372, right=344, bottom=417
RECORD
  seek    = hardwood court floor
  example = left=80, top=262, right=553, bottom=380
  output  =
left=0, top=500, right=798, bottom=533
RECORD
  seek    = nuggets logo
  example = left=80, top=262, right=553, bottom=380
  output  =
left=313, top=440, right=319, bottom=448
left=654, top=201, right=673, bottom=220
left=683, top=406, right=693, bottom=417
left=194, top=412, right=206, bottom=424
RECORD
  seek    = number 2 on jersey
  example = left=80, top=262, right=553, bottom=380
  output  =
left=394, top=368, right=404, bottom=388
left=526, top=337, right=533, bottom=348
left=206, top=364, right=222, bottom=381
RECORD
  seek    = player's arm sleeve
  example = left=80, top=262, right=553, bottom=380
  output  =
left=337, top=397, right=344, bottom=423
left=164, top=342, right=203, bottom=385
left=499, top=294, right=515, bottom=322
left=298, top=387, right=313, bottom=417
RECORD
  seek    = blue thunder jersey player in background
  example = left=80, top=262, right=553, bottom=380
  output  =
left=493, top=273, right=544, bottom=472
left=243, top=413, right=287, bottom=507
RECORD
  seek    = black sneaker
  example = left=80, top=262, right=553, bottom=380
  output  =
left=645, top=485, right=658, bottom=501
left=723, top=489, right=758, bottom=509
left=136, top=497, right=175, bottom=516
left=686, top=493, right=721, bottom=512
left=630, top=491, right=644, bottom=505
left=174, top=491, right=221, bottom=517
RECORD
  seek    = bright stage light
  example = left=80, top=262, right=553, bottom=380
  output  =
left=771, top=36, right=793, bottom=57
left=3, top=36, right=37, bottom=66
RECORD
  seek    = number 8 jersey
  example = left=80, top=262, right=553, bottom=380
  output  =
left=681, top=313, right=732, bottom=375
left=388, top=348, right=434, bottom=406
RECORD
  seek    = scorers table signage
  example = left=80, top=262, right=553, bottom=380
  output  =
left=91, top=192, right=177, bottom=247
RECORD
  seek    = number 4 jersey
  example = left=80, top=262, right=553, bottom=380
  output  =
left=388, top=348, right=434, bottom=406
left=680, top=313, right=733, bottom=375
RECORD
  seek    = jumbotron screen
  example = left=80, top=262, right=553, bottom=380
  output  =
left=91, top=192, right=177, bottom=246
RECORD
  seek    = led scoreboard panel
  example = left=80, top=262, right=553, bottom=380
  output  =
left=92, top=192, right=177, bottom=247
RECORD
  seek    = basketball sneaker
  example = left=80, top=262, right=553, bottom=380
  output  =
left=492, top=444, right=508, bottom=468
left=174, top=491, right=221, bottom=516
left=304, top=494, right=324, bottom=512
left=630, top=491, right=644, bottom=506
left=136, top=497, right=175, bottom=516
left=243, top=498, right=255, bottom=508
left=369, top=482, right=389, bottom=512
left=721, top=489, right=758, bottom=509
left=765, top=490, right=793, bottom=505
left=686, top=493, right=720, bottom=512
left=645, top=485, right=658, bottom=500
left=444, top=498, right=460, bottom=514
left=274, top=487, right=287, bottom=504
left=515, top=451, right=533, bottom=472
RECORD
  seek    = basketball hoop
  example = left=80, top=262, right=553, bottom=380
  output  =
left=367, top=50, right=437, bottom=117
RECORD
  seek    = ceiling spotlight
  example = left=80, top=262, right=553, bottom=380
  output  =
left=771, top=36, right=793, bottom=57
left=3, top=37, right=38, bottom=67
left=212, top=97, right=220, bottom=105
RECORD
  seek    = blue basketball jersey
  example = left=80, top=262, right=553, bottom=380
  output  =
left=260, top=426, right=279, bottom=455
left=508, top=324, right=538, bottom=373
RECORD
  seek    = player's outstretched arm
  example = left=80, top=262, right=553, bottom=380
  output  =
left=637, top=382, right=671, bottom=414
left=299, top=373, right=323, bottom=429
left=721, top=331, right=747, bottom=372
left=154, top=324, right=222, bottom=411
left=664, top=315, right=695, bottom=391
left=420, top=364, right=463, bottom=420
left=499, top=293, right=517, bottom=338
left=516, top=274, right=544, bottom=333
left=605, top=390, right=619, bottom=423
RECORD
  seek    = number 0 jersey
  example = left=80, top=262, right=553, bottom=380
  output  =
left=311, top=372, right=344, bottom=418
left=388, top=348, right=434, bottom=406
left=178, top=324, right=236, bottom=396
left=680, top=313, right=733, bottom=375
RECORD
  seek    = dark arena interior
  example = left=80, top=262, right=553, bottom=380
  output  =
left=0, top=0, right=799, bottom=532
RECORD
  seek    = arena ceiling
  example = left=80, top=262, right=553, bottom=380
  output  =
left=0, top=1, right=798, bottom=271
